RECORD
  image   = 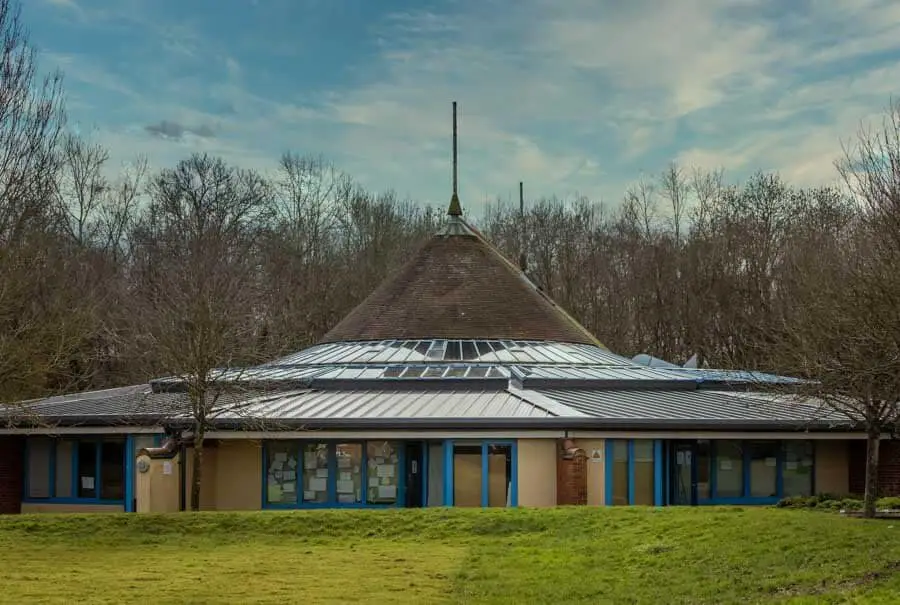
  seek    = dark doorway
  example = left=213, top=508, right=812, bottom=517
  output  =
left=405, top=442, right=424, bottom=508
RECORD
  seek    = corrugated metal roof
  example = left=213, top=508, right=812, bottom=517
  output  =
left=531, top=388, right=848, bottom=426
left=213, top=388, right=558, bottom=420
left=668, top=368, right=804, bottom=387
left=14, top=385, right=188, bottom=419
left=511, top=364, right=698, bottom=388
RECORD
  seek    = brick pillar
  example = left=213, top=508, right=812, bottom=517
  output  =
left=0, top=436, right=24, bottom=514
left=556, top=439, right=587, bottom=506
left=848, top=439, right=900, bottom=498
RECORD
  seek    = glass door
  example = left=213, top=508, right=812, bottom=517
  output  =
left=670, top=441, right=697, bottom=505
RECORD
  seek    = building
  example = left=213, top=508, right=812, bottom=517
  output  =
left=1, top=108, right=898, bottom=515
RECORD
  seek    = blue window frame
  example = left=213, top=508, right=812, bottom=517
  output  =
left=23, top=436, right=128, bottom=505
left=604, top=439, right=664, bottom=506
left=442, top=440, right=518, bottom=508
left=261, top=440, right=407, bottom=509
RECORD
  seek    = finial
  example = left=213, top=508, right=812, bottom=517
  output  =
left=448, top=101, right=462, bottom=216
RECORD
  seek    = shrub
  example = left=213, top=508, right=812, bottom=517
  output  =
left=876, top=496, right=900, bottom=510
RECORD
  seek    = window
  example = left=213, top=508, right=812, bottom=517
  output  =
left=783, top=441, right=814, bottom=497
left=633, top=440, right=655, bottom=505
left=264, top=440, right=404, bottom=507
left=336, top=443, right=362, bottom=504
left=453, top=444, right=483, bottom=507
left=27, top=438, right=52, bottom=499
left=715, top=441, right=743, bottom=498
left=696, top=440, right=711, bottom=500
left=77, top=442, right=98, bottom=498
left=55, top=440, right=73, bottom=498
left=302, top=443, right=329, bottom=503
left=266, top=442, right=299, bottom=505
left=748, top=441, right=779, bottom=498
left=451, top=441, right=515, bottom=508
left=607, top=439, right=658, bottom=506
left=427, top=442, right=444, bottom=506
left=26, top=437, right=125, bottom=502
left=367, top=441, right=399, bottom=505
left=487, top=444, right=512, bottom=507
left=100, top=441, right=125, bottom=500
left=611, top=440, right=629, bottom=505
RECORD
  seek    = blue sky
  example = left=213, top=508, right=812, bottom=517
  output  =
left=25, top=0, right=900, bottom=211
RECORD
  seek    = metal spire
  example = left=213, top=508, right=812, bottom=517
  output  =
left=448, top=101, right=462, bottom=216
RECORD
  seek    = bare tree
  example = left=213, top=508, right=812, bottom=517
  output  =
left=129, top=153, right=274, bottom=510
left=54, top=133, right=109, bottom=246
left=0, top=0, right=65, bottom=243
left=0, top=0, right=82, bottom=418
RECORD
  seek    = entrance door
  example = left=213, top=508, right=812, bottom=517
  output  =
left=670, top=441, right=697, bottom=505
left=405, top=442, right=424, bottom=508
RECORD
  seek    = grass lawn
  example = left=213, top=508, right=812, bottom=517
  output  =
left=0, top=507, right=898, bottom=604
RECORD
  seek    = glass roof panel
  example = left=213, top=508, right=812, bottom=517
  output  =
left=426, top=341, right=447, bottom=360
left=444, top=340, right=462, bottom=361
left=264, top=340, right=645, bottom=368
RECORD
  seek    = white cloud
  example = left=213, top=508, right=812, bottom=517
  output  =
left=33, top=0, right=900, bottom=210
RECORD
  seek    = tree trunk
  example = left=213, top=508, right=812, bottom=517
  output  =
left=190, top=422, right=205, bottom=512
left=863, top=425, right=881, bottom=518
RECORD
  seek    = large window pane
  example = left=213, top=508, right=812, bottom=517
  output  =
left=335, top=443, right=362, bottom=504
left=427, top=442, right=443, bottom=506
left=367, top=441, right=399, bottom=505
left=783, top=441, right=814, bottom=497
left=302, top=443, right=329, bottom=503
left=77, top=442, right=98, bottom=498
left=748, top=441, right=778, bottom=498
left=453, top=444, right=482, bottom=507
left=266, top=442, right=299, bottom=505
left=633, top=440, right=655, bottom=505
left=487, top=444, right=512, bottom=507
left=100, top=441, right=125, bottom=500
left=56, top=440, right=73, bottom=498
left=715, top=441, right=743, bottom=498
left=611, top=440, right=628, bottom=505
left=696, top=441, right=711, bottom=500
left=27, top=438, right=52, bottom=499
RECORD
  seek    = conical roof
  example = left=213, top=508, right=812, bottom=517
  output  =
left=320, top=215, right=602, bottom=346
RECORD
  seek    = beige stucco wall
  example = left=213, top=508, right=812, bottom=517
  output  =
left=577, top=439, right=606, bottom=505
left=21, top=503, right=124, bottom=513
left=180, top=441, right=262, bottom=511
left=184, top=446, right=219, bottom=511
left=815, top=440, right=850, bottom=495
left=136, top=455, right=180, bottom=513
left=516, top=439, right=557, bottom=507
left=213, top=440, right=262, bottom=511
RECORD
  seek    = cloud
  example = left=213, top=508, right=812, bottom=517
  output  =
left=41, top=0, right=80, bottom=9
left=145, top=120, right=217, bottom=141
left=29, top=0, right=900, bottom=211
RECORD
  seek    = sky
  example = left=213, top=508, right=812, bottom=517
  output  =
left=24, top=0, right=900, bottom=212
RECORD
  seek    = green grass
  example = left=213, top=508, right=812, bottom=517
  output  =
left=0, top=507, right=898, bottom=604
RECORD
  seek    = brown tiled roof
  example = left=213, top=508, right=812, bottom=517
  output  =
left=321, top=218, right=601, bottom=345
